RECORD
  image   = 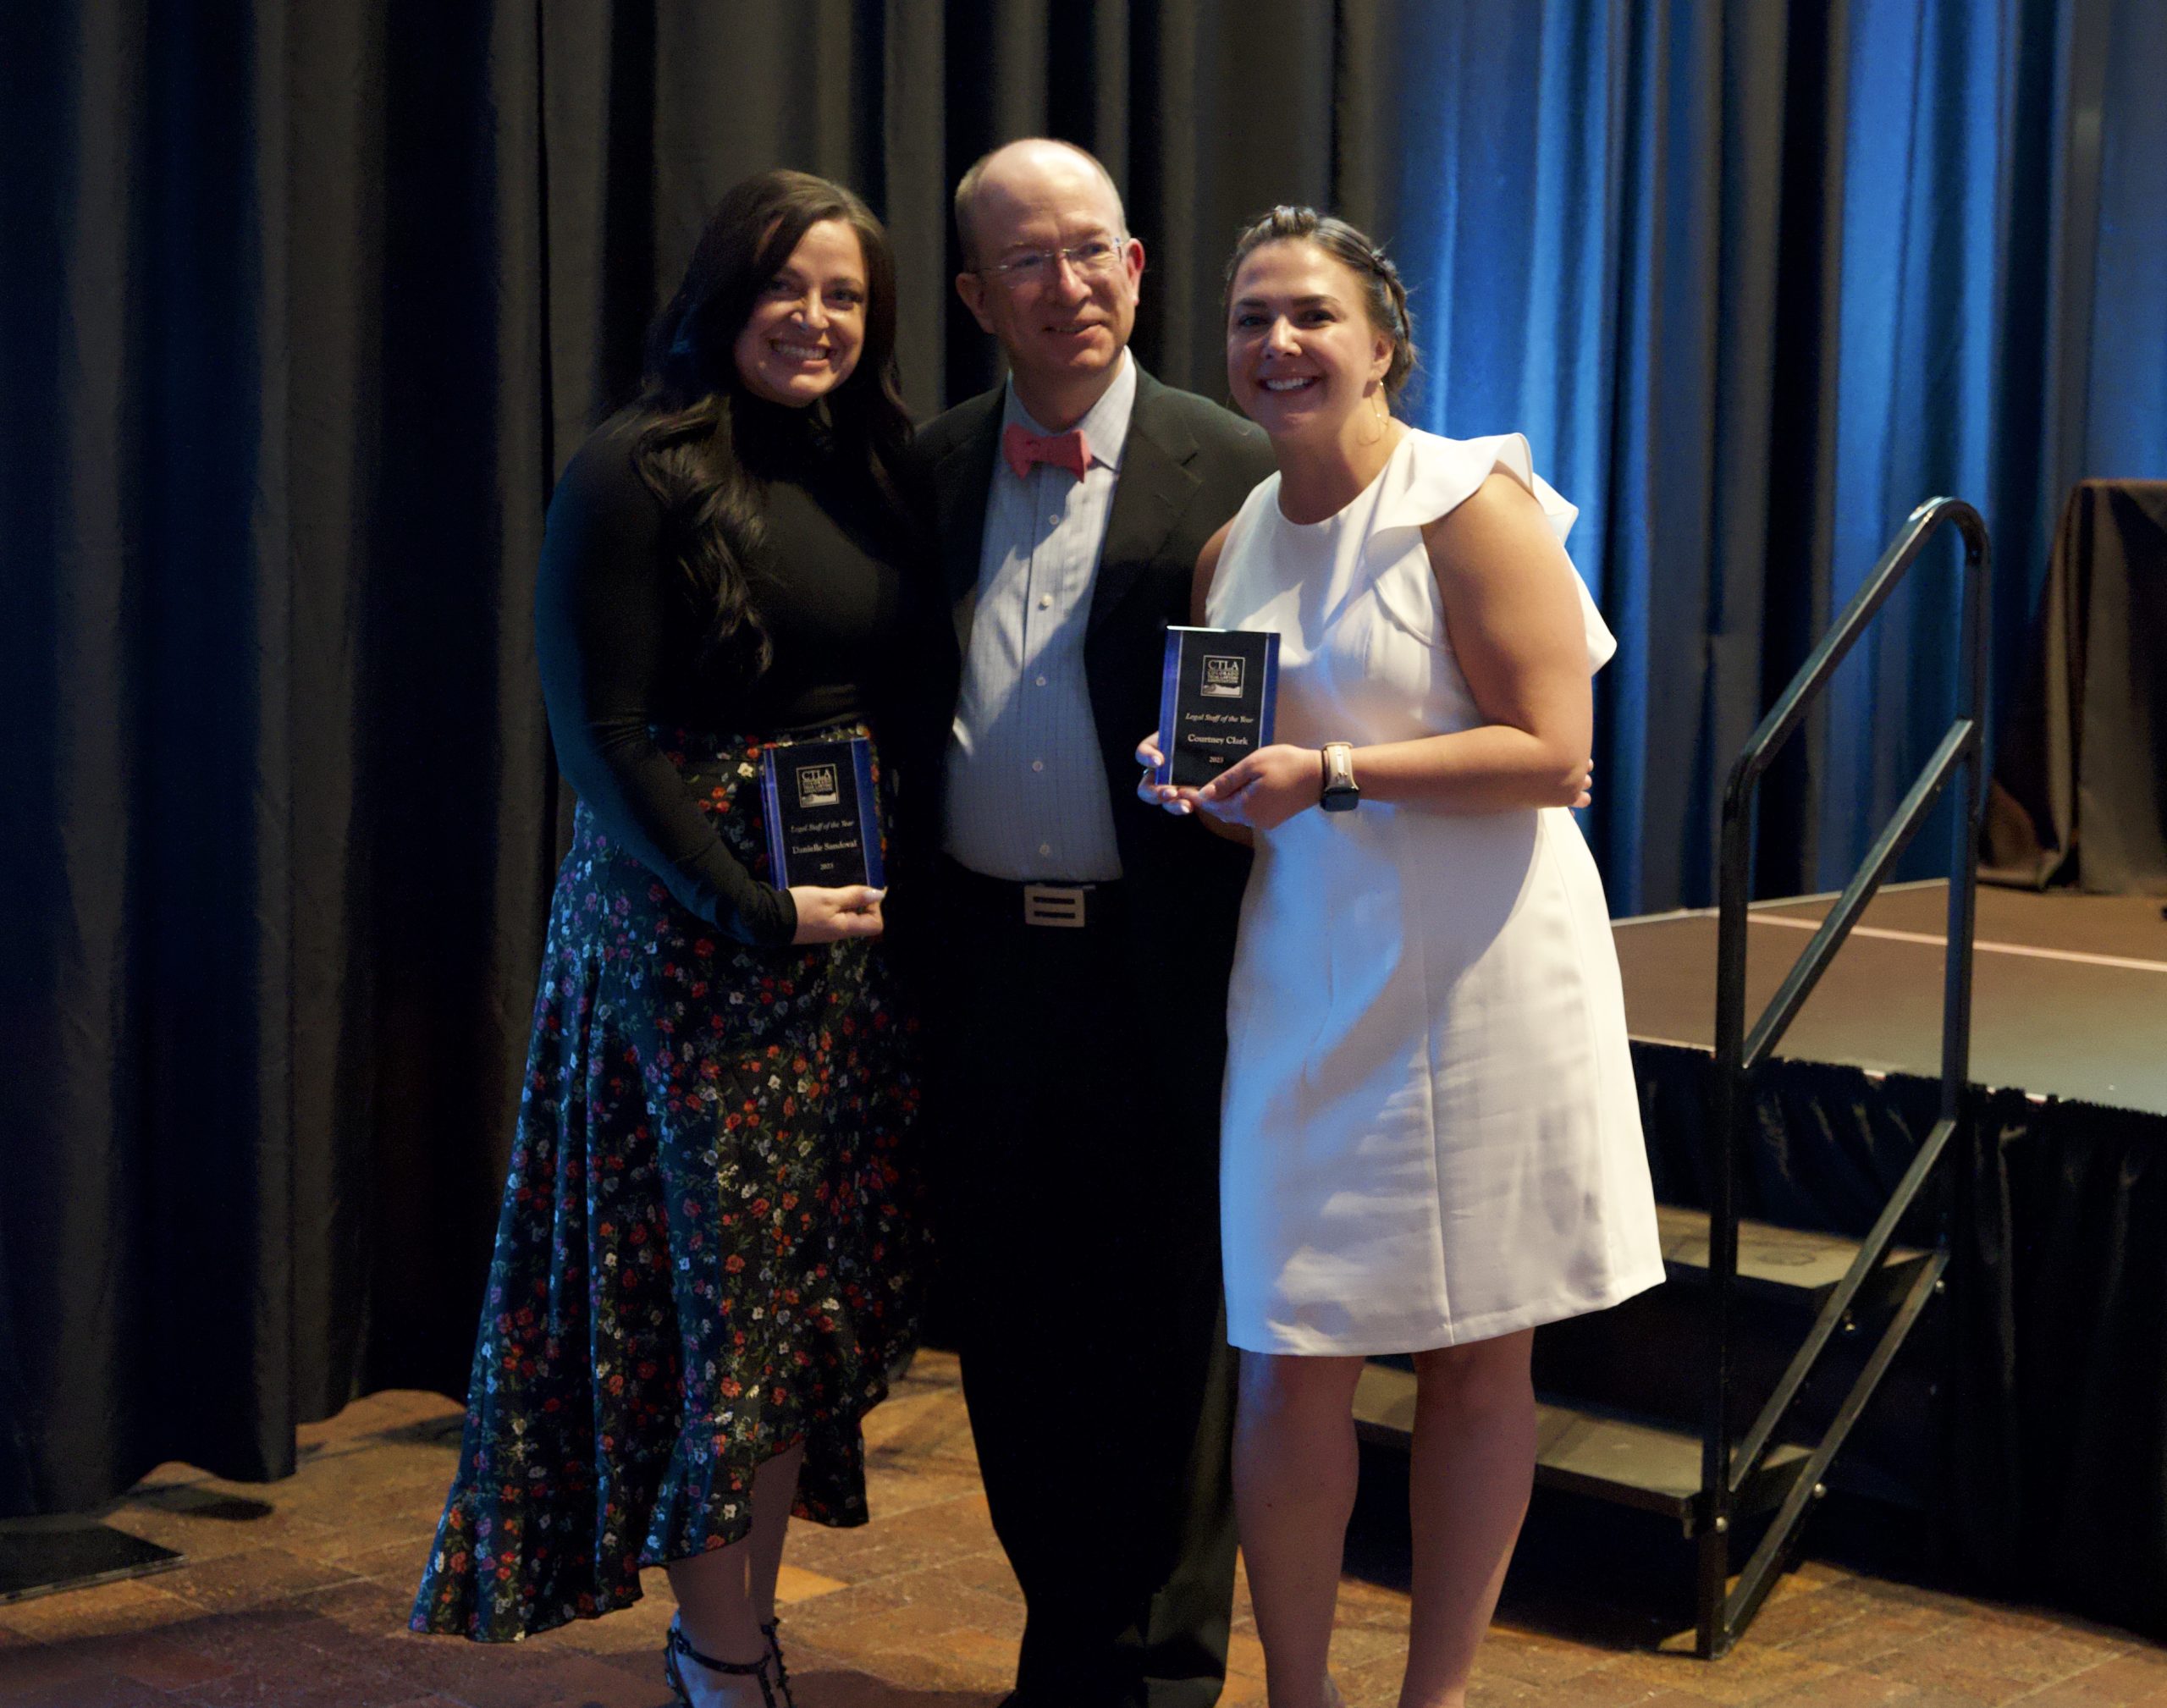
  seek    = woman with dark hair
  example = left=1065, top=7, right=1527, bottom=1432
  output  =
left=1140, top=207, right=1662, bottom=1708
left=411, top=169, right=928, bottom=1708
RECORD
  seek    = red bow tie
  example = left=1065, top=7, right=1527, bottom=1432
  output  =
left=1003, top=421, right=1092, bottom=482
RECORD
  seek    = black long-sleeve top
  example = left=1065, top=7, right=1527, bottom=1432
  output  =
left=533, top=401, right=913, bottom=946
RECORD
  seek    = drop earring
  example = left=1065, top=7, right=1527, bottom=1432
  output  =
left=1356, top=386, right=1389, bottom=445
left=1356, top=385, right=1387, bottom=446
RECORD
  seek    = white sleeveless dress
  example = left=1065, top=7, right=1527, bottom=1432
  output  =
left=1208, top=428, right=1664, bottom=1355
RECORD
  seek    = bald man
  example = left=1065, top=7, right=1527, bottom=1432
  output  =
left=904, top=140, right=1275, bottom=1708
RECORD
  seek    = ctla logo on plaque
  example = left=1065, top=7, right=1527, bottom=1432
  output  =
left=1200, top=655, right=1245, bottom=697
left=794, top=763, right=841, bottom=809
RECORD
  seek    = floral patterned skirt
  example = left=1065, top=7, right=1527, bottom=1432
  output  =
left=411, top=723, right=924, bottom=1642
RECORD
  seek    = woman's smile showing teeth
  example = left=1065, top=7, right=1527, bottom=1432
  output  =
left=1226, top=238, right=1400, bottom=442
left=731, top=216, right=868, bottom=405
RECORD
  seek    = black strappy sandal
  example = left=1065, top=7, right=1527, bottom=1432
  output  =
left=760, top=1617, right=798, bottom=1708
left=758, top=1621, right=802, bottom=1699
left=664, top=1616, right=778, bottom=1708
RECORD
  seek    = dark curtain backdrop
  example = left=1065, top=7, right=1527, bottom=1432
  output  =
left=2, top=0, right=2162, bottom=1535
left=0, top=0, right=1439, bottom=1518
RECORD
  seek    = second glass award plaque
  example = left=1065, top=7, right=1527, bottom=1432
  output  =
left=1153, top=626, right=1281, bottom=788
left=759, top=735, right=885, bottom=889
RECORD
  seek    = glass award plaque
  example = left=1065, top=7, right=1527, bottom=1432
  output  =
left=758, top=735, right=885, bottom=889
left=1153, top=626, right=1281, bottom=788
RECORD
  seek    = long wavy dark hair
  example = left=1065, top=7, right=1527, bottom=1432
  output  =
left=637, top=169, right=912, bottom=675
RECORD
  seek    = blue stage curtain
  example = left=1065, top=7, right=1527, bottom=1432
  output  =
left=1383, top=0, right=2167, bottom=912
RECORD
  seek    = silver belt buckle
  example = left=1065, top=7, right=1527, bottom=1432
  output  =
left=1022, top=883, right=1088, bottom=928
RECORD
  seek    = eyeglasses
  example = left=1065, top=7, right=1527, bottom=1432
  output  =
left=978, top=238, right=1128, bottom=287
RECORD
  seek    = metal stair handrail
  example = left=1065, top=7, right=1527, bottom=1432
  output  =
left=1698, top=497, right=1991, bottom=1656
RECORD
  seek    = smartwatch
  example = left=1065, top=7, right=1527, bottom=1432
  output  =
left=1320, top=742, right=1360, bottom=813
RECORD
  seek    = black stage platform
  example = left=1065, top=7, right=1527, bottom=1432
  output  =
left=1602, top=878, right=2167, bottom=1639
left=1614, top=879, right=2167, bottom=1116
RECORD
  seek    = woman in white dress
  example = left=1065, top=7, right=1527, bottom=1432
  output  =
left=1137, top=207, right=1663, bottom=1708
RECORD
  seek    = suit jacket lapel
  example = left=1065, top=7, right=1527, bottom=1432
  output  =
left=1089, top=366, right=1201, bottom=640
left=933, top=391, right=1003, bottom=656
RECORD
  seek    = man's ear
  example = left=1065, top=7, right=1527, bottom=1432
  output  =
left=956, top=270, right=995, bottom=334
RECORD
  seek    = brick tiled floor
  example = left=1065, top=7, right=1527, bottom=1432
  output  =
left=3, top=1351, right=2162, bottom=1707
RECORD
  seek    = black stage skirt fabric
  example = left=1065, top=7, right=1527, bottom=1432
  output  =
left=411, top=724, right=924, bottom=1642
left=1630, top=1042, right=2167, bottom=1640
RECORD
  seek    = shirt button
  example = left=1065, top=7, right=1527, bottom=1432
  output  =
left=1039, top=841, right=1052, bottom=857
left=1038, top=594, right=1051, bottom=609
left=1035, top=674, right=1048, bottom=686
left=1032, top=759, right=1045, bottom=772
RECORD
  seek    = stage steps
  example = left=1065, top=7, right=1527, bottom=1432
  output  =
left=1354, top=1367, right=1815, bottom=1529
left=1355, top=1207, right=1933, bottom=1534
left=1648, top=1204, right=1933, bottom=1309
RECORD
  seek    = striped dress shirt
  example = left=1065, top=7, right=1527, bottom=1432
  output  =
left=942, top=352, right=1137, bottom=880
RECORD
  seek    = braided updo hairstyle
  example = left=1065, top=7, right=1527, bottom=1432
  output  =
left=1223, top=205, right=1419, bottom=405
